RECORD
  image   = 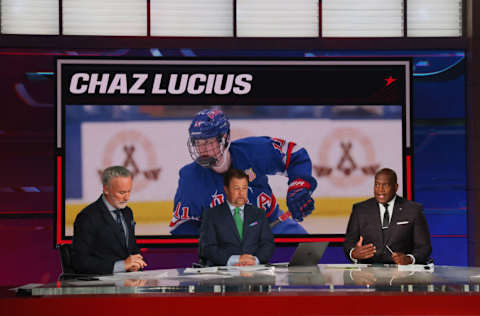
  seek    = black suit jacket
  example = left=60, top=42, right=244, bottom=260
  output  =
left=199, top=203, right=275, bottom=266
left=344, top=196, right=432, bottom=264
left=72, top=195, right=140, bottom=274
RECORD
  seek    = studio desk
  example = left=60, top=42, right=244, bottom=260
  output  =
left=4, top=264, right=480, bottom=316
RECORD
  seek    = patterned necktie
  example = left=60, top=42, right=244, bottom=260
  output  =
left=382, top=203, right=390, bottom=229
left=113, top=210, right=127, bottom=245
left=233, top=207, right=243, bottom=239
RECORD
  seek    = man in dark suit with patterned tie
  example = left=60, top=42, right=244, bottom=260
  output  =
left=72, top=166, right=147, bottom=274
left=344, top=168, right=432, bottom=265
left=199, top=168, right=275, bottom=266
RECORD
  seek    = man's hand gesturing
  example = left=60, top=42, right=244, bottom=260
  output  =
left=351, top=236, right=376, bottom=260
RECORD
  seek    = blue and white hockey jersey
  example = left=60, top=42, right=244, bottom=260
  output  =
left=169, top=136, right=316, bottom=235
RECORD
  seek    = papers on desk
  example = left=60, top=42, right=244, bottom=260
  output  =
left=184, top=265, right=275, bottom=276
left=184, top=267, right=219, bottom=274
left=100, top=270, right=169, bottom=281
left=397, top=263, right=434, bottom=272
left=217, top=265, right=275, bottom=277
left=174, top=273, right=232, bottom=279
left=324, top=264, right=369, bottom=270
left=218, top=265, right=274, bottom=273
left=113, top=270, right=148, bottom=277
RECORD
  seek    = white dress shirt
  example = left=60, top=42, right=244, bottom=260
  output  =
left=379, top=196, right=396, bottom=228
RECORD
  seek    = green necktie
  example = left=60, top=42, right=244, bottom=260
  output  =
left=233, top=207, right=243, bottom=239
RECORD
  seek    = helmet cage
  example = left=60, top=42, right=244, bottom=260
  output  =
left=188, top=132, right=230, bottom=167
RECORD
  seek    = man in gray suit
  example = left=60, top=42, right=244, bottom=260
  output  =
left=199, top=168, right=275, bottom=266
left=344, top=168, right=432, bottom=265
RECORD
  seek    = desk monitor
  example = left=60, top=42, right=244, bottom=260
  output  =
left=289, top=242, right=329, bottom=266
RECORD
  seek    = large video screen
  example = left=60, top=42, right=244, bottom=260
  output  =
left=56, top=59, right=412, bottom=245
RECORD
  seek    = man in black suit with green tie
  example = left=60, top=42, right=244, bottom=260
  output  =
left=344, top=168, right=432, bottom=265
left=72, top=166, right=147, bottom=274
left=199, top=168, right=275, bottom=266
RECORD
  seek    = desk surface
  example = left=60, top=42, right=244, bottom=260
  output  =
left=17, top=264, right=480, bottom=296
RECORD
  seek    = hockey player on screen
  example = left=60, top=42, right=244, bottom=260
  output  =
left=169, top=109, right=317, bottom=235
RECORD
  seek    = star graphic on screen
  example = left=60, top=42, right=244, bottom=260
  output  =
left=384, top=76, right=397, bottom=87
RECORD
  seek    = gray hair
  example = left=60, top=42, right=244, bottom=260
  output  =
left=101, top=166, right=132, bottom=186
